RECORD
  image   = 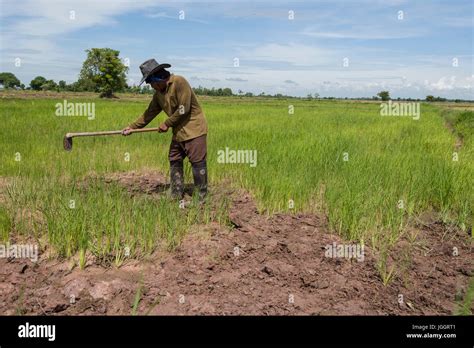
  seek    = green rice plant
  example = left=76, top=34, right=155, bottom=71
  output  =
left=0, top=96, right=472, bottom=264
left=376, top=249, right=396, bottom=286
left=131, top=275, right=144, bottom=316
left=0, top=205, right=11, bottom=242
left=454, top=276, right=474, bottom=315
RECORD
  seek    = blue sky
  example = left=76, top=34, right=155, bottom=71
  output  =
left=0, top=0, right=473, bottom=98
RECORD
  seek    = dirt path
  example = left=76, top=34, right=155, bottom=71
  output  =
left=0, top=172, right=472, bottom=315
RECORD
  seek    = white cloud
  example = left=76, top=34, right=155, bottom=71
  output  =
left=422, top=76, right=473, bottom=92
left=238, top=43, right=335, bottom=66
left=226, top=77, right=248, bottom=82
left=0, top=0, right=161, bottom=82
left=3, top=0, right=157, bottom=36
left=300, top=25, right=425, bottom=40
left=424, top=76, right=457, bottom=91
left=146, top=11, right=209, bottom=24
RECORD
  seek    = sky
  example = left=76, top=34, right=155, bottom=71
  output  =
left=0, top=0, right=473, bottom=99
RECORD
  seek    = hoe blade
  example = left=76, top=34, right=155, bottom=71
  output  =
left=63, top=135, right=73, bottom=151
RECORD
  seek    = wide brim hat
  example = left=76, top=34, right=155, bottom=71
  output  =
left=139, top=59, right=171, bottom=85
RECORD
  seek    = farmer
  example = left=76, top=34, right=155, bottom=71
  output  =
left=122, top=59, right=208, bottom=201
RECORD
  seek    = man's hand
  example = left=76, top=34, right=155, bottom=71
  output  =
left=159, top=123, right=169, bottom=133
left=122, top=127, right=132, bottom=136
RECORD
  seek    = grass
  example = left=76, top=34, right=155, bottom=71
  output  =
left=131, top=275, right=144, bottom=316
left=454, top=277, right=474, bottom=315
left=0, top=93, right=472, bottom=263
left=3, top=175, right=223, bottom=265
left=0, top=205, right=12, bottom=242
left=15, top=285, right=26, bottom=316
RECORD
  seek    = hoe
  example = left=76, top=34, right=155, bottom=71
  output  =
left=63, top=127, right=159, bottom=151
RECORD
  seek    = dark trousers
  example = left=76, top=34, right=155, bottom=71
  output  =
left=168, top=135, right=208, bottom=200
left=169, top=135, right=207, bottom=163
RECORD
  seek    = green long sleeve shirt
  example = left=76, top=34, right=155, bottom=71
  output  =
left=129, top=74, right=208, bottom=142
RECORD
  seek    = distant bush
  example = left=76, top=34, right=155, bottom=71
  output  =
left=0, top=72, right=22, bottom=89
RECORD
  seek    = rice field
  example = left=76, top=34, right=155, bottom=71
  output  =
left=0, top=93, right=472, bottom=264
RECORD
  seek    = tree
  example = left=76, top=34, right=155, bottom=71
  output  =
left=141, top=85, right=153, bottom=94
left=78, top=48, right=128, bottom=98
left=41, top=80, right=57, bottom=91
left=58, top=80, right=67, bottom=90
left=377, top=90, right=390, bottom=101
left=222, top=88, right=233, bottom=96
left=75, top=78, right=96, bottom=92
left=30, top=76, right=47, bottom=90
left=0, top=72, right=21, bottom=89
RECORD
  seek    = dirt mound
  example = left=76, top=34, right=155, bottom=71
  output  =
left=0, top=171, right=472, bottom=315
left=86, top=169, right=202, bottom=197
left=85, top=170, right=169, bottom=194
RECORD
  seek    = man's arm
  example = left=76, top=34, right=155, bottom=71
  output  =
left=164, top=78, right=192, bottom=128
left=129, top=94, right=162, bottom=129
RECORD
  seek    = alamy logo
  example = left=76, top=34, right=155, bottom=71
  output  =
left=0, top=243, right=38, bottom=262
left=217, top=147, right=257, bottom=167
left=18, top=322, right=56, bottom=341
left=55, top=100, right=95, bottom=120
left=324, top=242, right=365, bottom=262
left=380, top=100, right=420, bottom=120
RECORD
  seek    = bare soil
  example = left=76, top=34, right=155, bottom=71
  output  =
left=0, top=171, right=472, bottom=315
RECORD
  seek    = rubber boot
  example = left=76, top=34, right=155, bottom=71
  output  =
left=169, top=160, right=184, bottom=200
left=191, top=160, right=208, bottom=201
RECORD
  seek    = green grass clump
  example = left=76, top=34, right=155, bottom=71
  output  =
left=0, top=205, right=12, bottom=242
left=455, top=277, right=474, bottom=315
